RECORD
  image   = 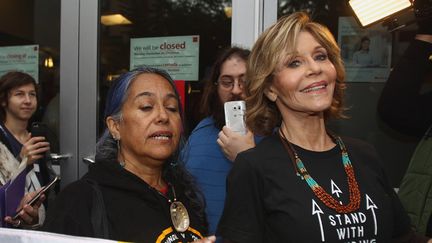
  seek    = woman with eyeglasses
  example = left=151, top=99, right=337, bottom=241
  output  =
left=182, top=47, right=259, bottom=240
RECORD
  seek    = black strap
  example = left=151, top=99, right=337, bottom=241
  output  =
left=0, top=123, right=14, bottom=155
left=86, top=179, right=110, bottom=238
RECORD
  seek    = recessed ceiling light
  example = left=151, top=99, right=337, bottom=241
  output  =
left=101, top=14, right=132, bottom=26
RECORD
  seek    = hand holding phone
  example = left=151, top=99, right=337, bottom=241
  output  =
left=25, top=122, right=50, bottom=162
left=12, top=176, right=59, bottom=220
left=224, top=101, right=247, bottom=135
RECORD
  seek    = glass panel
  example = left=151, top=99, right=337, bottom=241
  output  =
left=0, top=0, right=60, bottom=149
left=277, top=0, right=348, bottom=33
left=99, top=0, right=232, bottom=136
left=276, top=0, right=418, bottom=187
left=0, top=0, right=60, bottom=187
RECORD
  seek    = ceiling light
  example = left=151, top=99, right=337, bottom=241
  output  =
left=349, top=0, right=412, bottom=27
left=44, top=57, right=54, bottom=68
left=101, top=14, right=132, bottom=26
left=224, top=6, right=232, bottom=18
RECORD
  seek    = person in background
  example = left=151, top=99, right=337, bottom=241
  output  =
left=378, top=37, right=432, bottom=136
left=217, top=12, right=431, bottom=242
left=378, top=0, right=432, bottom=235
left=352, top=36, right=374, bottom=66
left=42, top=66, right=215, bottom=243
left=182, top=47, right=257, bottom=238
left=0, top=71, right=50, bottom=228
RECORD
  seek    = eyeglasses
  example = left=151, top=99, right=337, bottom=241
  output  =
left=217, top=78, right=246, bottom=90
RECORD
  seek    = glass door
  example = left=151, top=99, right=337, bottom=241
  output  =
left=58, top=0, right=272, bottom=188
left=98, top=0, right=233, bottom=137
left=0, top=0, right=62, bottom=187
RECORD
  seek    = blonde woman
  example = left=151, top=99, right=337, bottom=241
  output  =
left=217, top=12, right=431, bottom=242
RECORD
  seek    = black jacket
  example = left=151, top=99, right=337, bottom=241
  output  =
left=42, top=156, right=206, bottom=242
left=378, top=39, right=432, bottom=137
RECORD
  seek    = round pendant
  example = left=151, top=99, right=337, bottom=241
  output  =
left=170, top=201, right=190, bottom=232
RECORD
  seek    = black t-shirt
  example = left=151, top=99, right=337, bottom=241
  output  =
left=217, top=134, right=411, bottom=243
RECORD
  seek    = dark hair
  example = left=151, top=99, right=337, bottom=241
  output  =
left=358, top=36, right=370, bottom=51
left=96, top=65, right=208, bottom=232
left=200, top=46, right=250, bottom=129
left=0, top=71, right=38, bottom=122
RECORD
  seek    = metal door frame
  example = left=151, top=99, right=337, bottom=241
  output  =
left=232, top=0, right=277, bottom=49
left=60, top=0, right=98, bottom=188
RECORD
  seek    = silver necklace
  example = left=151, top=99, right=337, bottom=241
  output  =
left=119, top=158, right=190, bottom=232
left=155, top=184, right=190, bottom=232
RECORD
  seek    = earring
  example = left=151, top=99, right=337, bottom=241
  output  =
left=119, top=159, right=125, bottom=168
left=112, top=134, right=120, bottom=148
left=115, top=137, right=120, bottom=148
left=113, top=135, right=124, bottom=168
left=114, top=137, right=126, bottom=168
left=267, top=93, right=277, bottom=102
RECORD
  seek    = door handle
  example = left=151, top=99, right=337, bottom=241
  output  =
left=49, top=153, right=72, bottom=161
left=82, top=156, right=95, bottom=164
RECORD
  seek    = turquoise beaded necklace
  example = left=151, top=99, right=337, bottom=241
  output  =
left=279, top=129, right=361, bottom=213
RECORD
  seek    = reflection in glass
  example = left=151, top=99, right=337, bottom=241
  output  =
left=99, top=0, right=232, bottom=136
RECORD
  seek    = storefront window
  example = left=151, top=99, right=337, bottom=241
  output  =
left=99, top=0, right=232, bottom=135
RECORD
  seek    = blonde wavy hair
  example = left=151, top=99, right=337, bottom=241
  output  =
left=245, top=12, right=346, bottom=136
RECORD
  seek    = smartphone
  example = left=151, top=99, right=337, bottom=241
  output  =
left=224, top=100, right=247, bottom=135
left=12, top=176, right=59, bottom=220
left=30, top=122, right=49, bottom=158
left=30, top=122, right=47, bottom=138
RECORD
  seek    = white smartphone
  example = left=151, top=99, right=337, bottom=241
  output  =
left=224, top=100, right=247, bottom=135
